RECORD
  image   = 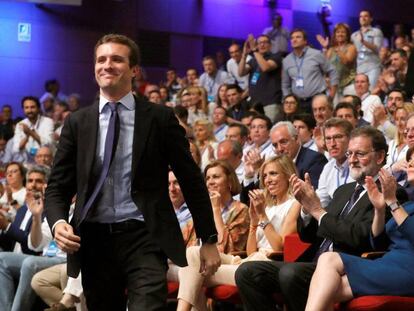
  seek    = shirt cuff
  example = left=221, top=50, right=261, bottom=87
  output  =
left=243, top=174, right=258, bottom=186
left=301, top=208, right=313, bottom=226
left=318, top=211, right=328, bottom=226
left=51, top=219, right=68, bottom=235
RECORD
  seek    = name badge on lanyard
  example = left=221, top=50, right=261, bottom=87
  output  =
left=294, top=50, right=306, bottom=90
left=250, top=72, right=260, bottom=86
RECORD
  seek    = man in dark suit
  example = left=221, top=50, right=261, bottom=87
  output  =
left=235, top=126, right=407, bottom=311
left=44, top=34, right=220, bottom=311
left=270, top=121, right=327, bottom=188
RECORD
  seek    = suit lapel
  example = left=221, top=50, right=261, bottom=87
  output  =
left=82, top=102, right=99, bottom=184
left=328, top=182, right=357, bottom=216
left=131, top=97, right=152, bottom=185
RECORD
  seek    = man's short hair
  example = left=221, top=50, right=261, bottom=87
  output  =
left=202, top=55, right=216, bottom=63
left=94, top=34, right=140, bottom=67
left=344, top=95, right=362, bottom=108
left=219, top=139, right=243, bottom=157
left=292, top=114, right=316, bottom=130
left=271, top=121, right=298, bottom=138
left=226, top=84, right=243, bottom=94
left=360, top=9, right=372, bottom=17
left=312, top=93, right=333, bottom=111
left=27, top=165, right=50, bottom=183
left=21, top=96, right=41, bottom=109
left=387, top=88, right=407, bottom=101
left=148, top=90, right=161, bottom=97
left=391, top=48, right=408, bottom=59
left=290, top=28, right=307, bottom=41
left=257, top=34, right=271, bottom=42
left=334, top=102, right=359, bottom=119
left=228, top=123, right=249, bottom=138
left=324, top=117, right=353, bottom=137
left=251, top=115, right=272, bottom=131
left=350, top=126, right=388, bottom=164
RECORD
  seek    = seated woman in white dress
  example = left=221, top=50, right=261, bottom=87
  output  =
left=176, top=155, right=301, bottom=311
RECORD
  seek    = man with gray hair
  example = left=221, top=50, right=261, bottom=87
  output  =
left=270, top=121, right=327, bottom=188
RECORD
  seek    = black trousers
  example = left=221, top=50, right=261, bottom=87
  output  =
left=80, top=220, right=168, bottom=311
left=235, top=260, right=316, bottom=311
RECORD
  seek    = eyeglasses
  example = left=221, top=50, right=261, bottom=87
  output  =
left=325, top=134, right=346, bottom=143
left=257, top=40, right=270, bottom=45
left=345, top=150, right=376, bottom=159
left=404, top=127, right=414, bottom=136
left=283, top=101, right=297, bottom=106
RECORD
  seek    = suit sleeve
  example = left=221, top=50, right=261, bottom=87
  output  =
left=44, top=114, right=78, bottom=231
left=317, top=200, right=374, bottom=253
left=306, top=152, right=328, bottom=189
left=164, top=110, right=217, bottom=241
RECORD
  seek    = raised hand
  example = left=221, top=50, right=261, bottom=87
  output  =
left=26, top=190, right=44, bottom=216
left=316, top=34, right=329, bottom=49
left=244, top=148, right=264, bottom=178
left=365, top=175, right=385, bottom=211
left=290, top=173, right=322, bottom=218
left=248, top=189, right=266, bottom=218
left=378, top=168, right=398, bottom=205
left=209, top=190, right=222, bottom=211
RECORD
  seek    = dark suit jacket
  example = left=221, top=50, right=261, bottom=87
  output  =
left=45, top=97, right=216, bottom=277
left=297, top=182, right=408, bottom=261
left=1, top=205, right=41, bottom=255
left=295, top=146, right=327, bottom=189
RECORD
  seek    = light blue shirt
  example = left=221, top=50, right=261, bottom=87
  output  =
left=87, top=92, right=144, bottom=223
left=175, top=203, right=192, bottom=229
left=351, top=26, right=383, bottom=73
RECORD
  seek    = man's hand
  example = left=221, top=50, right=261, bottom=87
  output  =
left=20, top=123, right=32, bottom=136
left=54, top=222, right=81, bottom=254
left=26, top=191, right=44, bottom=216
left=199, top=243, right=221, bottom=277
left=290, top=173, right=324, bottom=220
left=0, top=212, right=10, bottom=230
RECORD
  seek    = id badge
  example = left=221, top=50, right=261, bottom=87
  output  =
left=30, top=147, right=38, bottom=156
left=295, top=77, right=304, bottom=89
left=358, top=52, right=365, bottom=60
left=45, top=240, right=59, bottom=257
left=207, top=95, right=214, bottom=102
left=250, top=72, right=260, bottom=86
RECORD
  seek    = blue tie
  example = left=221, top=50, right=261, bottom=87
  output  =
left=313, top=184, right=364, bottom=261
left=80, top=102, right=118, bottom=223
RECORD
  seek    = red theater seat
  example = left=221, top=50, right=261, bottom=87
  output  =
left=335, top=296, right=414, bottom=310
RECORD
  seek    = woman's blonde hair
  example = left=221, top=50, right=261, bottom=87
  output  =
left=187, top=86, right=209, bottom=115
left=204, top=160, right=242, bottom=196
left=193, top=119, right=216, bottom=144
left=259, top=155, right=297, bottom=206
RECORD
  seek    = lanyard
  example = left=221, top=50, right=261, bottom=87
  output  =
left=214, top=124, right=226, bottom=135
left=294, top=48, right=307, bottom=77
left=207, top=74, right=217, bottom=95
left=337, top=166, right=349, bottom=188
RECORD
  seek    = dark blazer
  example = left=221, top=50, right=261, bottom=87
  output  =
left=297, top=182, right=408, bottom=261
left=1, top=205, right=41, bottom=255
left=45, top=97, right=216, bottom=277
left=295, top=146, right=327, bottom=189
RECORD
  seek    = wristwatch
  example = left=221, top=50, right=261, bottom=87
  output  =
left=202, top=234, right=218, bottom=244
left=388, top=201, right=401, bottom=212
left=258, top=220, right=270, bottom=230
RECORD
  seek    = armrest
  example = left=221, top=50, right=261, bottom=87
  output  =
left=361, top=251, right=386, bottom=259
left=266, top=251, right=283, bottom=261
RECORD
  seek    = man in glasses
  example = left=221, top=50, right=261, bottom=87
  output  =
left=235, top=126, right=407, bottom=311
left=316, top=118, right=355, bottom=207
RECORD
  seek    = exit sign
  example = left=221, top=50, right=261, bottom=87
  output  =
left=18, top=23, right=31, bottom=42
